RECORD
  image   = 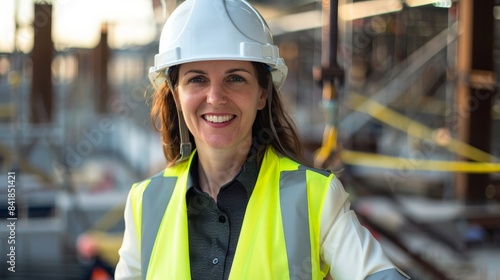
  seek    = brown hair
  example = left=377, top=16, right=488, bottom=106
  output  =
left=150, top=62, right=306, bottom=165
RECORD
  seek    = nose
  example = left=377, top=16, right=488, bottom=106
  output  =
left=206, top=83, right=227, bottom=105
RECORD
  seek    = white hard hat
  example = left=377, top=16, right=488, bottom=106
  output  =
left=149, top=0, right=288, bottom=89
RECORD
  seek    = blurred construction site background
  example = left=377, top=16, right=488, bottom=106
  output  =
left=0, top=0, right=499, bottom=279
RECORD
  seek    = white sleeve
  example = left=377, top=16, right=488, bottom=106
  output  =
left=320, top=177, right=407, bottom=280
left=115, top=191, right=141, bottom=280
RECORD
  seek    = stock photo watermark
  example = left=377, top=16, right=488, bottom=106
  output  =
left=5, top=171, right=17, bottom=273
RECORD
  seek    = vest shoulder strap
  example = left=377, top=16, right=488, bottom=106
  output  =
left=140, top=173, right=177, bottom=280
left=138, top=159, right=190, bottom=279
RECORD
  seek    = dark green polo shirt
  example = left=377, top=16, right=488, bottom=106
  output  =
left=186, top=154, right=260, bottom=280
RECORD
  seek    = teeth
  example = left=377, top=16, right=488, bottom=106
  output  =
left=204, top=115, right=234, bottom=123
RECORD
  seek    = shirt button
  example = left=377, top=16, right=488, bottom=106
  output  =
left=218, top=216, right=226, bottom=223
left=212, top=258, right=219, bottom=265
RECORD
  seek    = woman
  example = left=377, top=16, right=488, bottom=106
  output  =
left=115, top=0, right=409, bottom=279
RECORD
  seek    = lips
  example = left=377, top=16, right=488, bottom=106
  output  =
left=203, top=114, right=235, bottom=123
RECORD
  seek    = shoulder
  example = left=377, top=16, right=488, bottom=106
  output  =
left=280, top=155, right=333, bottom=180
left=265, top=147, right=333, bottom=178
left=131, top=170, right=164, bottom=190
left=298, top=164, right=332, bottom=178
left=139, top=169, right=164, bottom=182
left=277, top=157, right=335, bottom=195
left=129, top=168, right=180, bottom=202
left=132, top=160, right=191, bottom=190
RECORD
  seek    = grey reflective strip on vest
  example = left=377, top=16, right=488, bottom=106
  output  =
left=280, top=169, right=312, bottom=280
left=141, top=176, right=177, bottom=280
left=365, top=268, right=410, bottom=280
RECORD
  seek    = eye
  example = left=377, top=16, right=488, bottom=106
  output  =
left=227, top=75, right=245, bottom=83
left=187, top=75, right=206, bottom=84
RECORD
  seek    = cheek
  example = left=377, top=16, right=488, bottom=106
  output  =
left=177, top=93, right=194, bottom=112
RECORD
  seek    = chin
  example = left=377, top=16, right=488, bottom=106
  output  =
left=203, top=137, right=235, bottom=149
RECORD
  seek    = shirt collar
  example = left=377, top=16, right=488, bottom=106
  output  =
left=186, top=151, right=260, bottom=196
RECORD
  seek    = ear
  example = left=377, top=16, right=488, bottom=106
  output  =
left=257, top=88, right=267, bottom=110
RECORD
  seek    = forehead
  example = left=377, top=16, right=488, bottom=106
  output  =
left=179, top=60, right=255, bottom=73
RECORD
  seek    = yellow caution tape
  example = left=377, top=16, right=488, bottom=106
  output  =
left=349, top=93, right=498, bottom=163
left=341, top=149, right=500, bottom=173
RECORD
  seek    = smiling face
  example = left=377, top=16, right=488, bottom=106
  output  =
left=176, top=60, right=267, bottom=153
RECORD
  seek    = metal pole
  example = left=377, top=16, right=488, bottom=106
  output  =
left=455, top=0, right=496, bottom=204
left=31, top=3, right=53, bottom=123
left=313, top=0, right=344, bottom=168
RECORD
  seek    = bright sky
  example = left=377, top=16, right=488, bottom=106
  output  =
left=0, top=0, right=158, bottom=53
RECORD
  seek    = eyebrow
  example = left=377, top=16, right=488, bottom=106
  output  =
left=182, top=68, right=252, bottom=76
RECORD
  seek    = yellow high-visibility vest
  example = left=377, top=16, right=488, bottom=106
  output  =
left=129, top=147, right=334, bottom=280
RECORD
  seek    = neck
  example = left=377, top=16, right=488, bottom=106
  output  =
left=196, top=146, right=250, bottom=201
